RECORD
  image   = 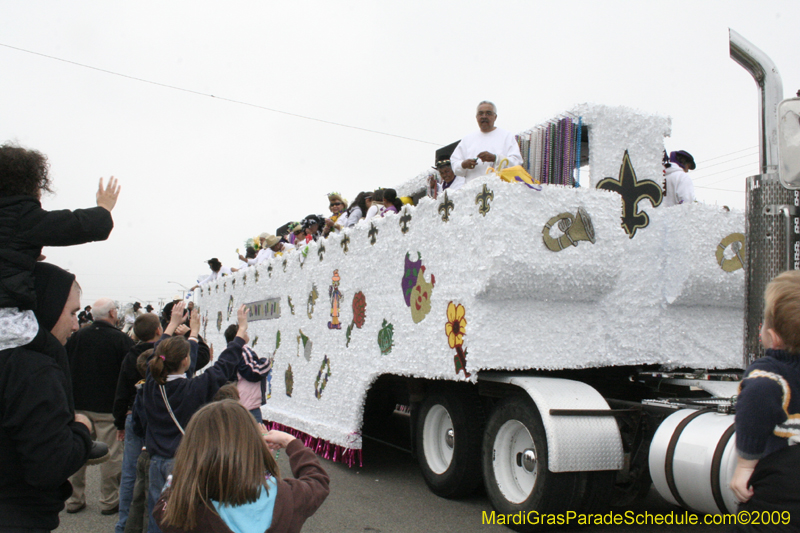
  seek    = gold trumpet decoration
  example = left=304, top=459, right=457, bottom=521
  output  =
left=542, top=207, right=596, bottom=252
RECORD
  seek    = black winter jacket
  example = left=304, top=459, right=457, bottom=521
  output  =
left=67, top=320, right=135, bottom=413
left=0, top=196, right=113, bottom=310
left=0, top=328, right=92, bottom=530
left=113, top=341, right=154, bottom=430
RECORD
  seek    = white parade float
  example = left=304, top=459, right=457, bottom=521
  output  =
left=196, top=30, right=800, bottom=532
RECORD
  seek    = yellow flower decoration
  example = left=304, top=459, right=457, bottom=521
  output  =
left=445, top=301, right=466, bottom=348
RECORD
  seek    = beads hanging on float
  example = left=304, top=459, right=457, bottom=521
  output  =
left=516, top=116, right=583, bottom=187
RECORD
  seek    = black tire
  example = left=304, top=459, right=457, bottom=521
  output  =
left=482, top=395, right=582, bottom=532
left=576, top=470, right=616, bottom=515
left=415, top=390, right=483, bottom=498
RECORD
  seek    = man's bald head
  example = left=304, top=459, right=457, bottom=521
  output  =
left=93, top=298, right=118, bottom=324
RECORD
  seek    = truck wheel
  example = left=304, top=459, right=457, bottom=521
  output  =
left=482, top=395, right=581, bottom=531
left=576, top=471, right=616, bottom=515
left=415, top=391, right=483, bottom=498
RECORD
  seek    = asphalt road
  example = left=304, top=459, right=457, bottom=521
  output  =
left=56, top=431, right=731, bottom=533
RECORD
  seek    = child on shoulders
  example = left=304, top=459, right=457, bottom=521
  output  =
left=731, top=270, right=800, bottom=526
left=0, top=143, right=120, bottom=349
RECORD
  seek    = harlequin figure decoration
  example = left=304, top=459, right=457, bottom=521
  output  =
left=410, top=267, right=435, bottom=323
left=328, top=270, right=343, bottom=330
left=402, top=252, right=435, bottom=323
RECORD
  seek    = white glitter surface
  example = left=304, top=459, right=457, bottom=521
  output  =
left=197, top=106, right=744, bottom=450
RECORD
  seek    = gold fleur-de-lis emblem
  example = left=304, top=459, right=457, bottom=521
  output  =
left=318, top=243, right=326, bottom=261
left=438, top=192, right=454, bottom=222
left=340, top=234, right=350, bottom=253
left=399, top=209, right=412, bottom=234
left=596, top=150, right=663, bottom=239
left=369, top=223, right=379, bottom=245
left=475, top=184, right=494, bottom=217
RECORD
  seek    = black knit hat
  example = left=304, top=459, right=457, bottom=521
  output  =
left=33, top=262, right=76, bottom=331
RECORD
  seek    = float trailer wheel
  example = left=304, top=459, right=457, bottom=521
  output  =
left=415, top=391, right=483, bottom=498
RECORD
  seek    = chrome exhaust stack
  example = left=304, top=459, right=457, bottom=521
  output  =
left=729, top=29, right=796, bottom=366
left=729, top=28, right=783, bottom=176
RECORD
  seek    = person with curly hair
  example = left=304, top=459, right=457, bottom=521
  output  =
left=0, top=142, right=121, bottom=351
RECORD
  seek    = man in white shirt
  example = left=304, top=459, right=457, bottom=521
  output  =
left=189, top=258, right=235, bottom=290
left=450, top=101, right=523, bottom=183
left=662, top=150, right=696, bottom=207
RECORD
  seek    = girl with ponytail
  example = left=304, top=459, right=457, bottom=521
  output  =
left=380, top=188, right=403, bottom=216
left=143, top=302, right=250, bottom=533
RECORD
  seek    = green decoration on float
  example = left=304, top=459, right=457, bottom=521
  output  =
left=297, top=329, right=312, bottom=361
left=345, top=323, right=353, bottom=347
left=378, top=319, right=394, bottom=355
left=285, top=364, right=293, bottom=397
left=307, top=284, right=319, bottom=319
left=314, top=355, right=331, bottom=399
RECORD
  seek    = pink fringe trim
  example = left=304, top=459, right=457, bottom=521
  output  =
left=264, top=421, right=363, bottom=468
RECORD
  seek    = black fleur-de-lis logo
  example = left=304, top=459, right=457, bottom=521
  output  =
left=255, top=269, right=260, bottom=282
left=399, top=209, right=412, bottom=234
left=596, top=150, right=663, bottom=239
left=438, top=192, right=454, bottom=222
left=242, top=274, right=246, bottom=286
left=267, top=265, right=273, bottom=278
left=283, top=259, right=288, bottom=272
left=475, top=184, right=494, bottom=216
left=318, top=243, right=325, bottom=261
left=369, top=224, right=378, bottom=245
left=340, top=234, right=350, bottom=253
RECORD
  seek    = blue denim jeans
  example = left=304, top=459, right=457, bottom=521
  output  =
left=146, top=455, right=173, bottom=533
left=115, top=414, right=143, bottom=533
left=249, top=407, right=263, bottom=423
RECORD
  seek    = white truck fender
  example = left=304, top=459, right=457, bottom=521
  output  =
left=480, top=373, right=624, bottom=473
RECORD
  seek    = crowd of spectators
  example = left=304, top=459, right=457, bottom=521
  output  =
left=0, top=142, right=329, bottom=533
left=188, top=186, right=418, bottom=291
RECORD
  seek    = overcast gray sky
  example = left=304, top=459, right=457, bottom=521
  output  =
left=2, top=0, right=798, bottom=307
